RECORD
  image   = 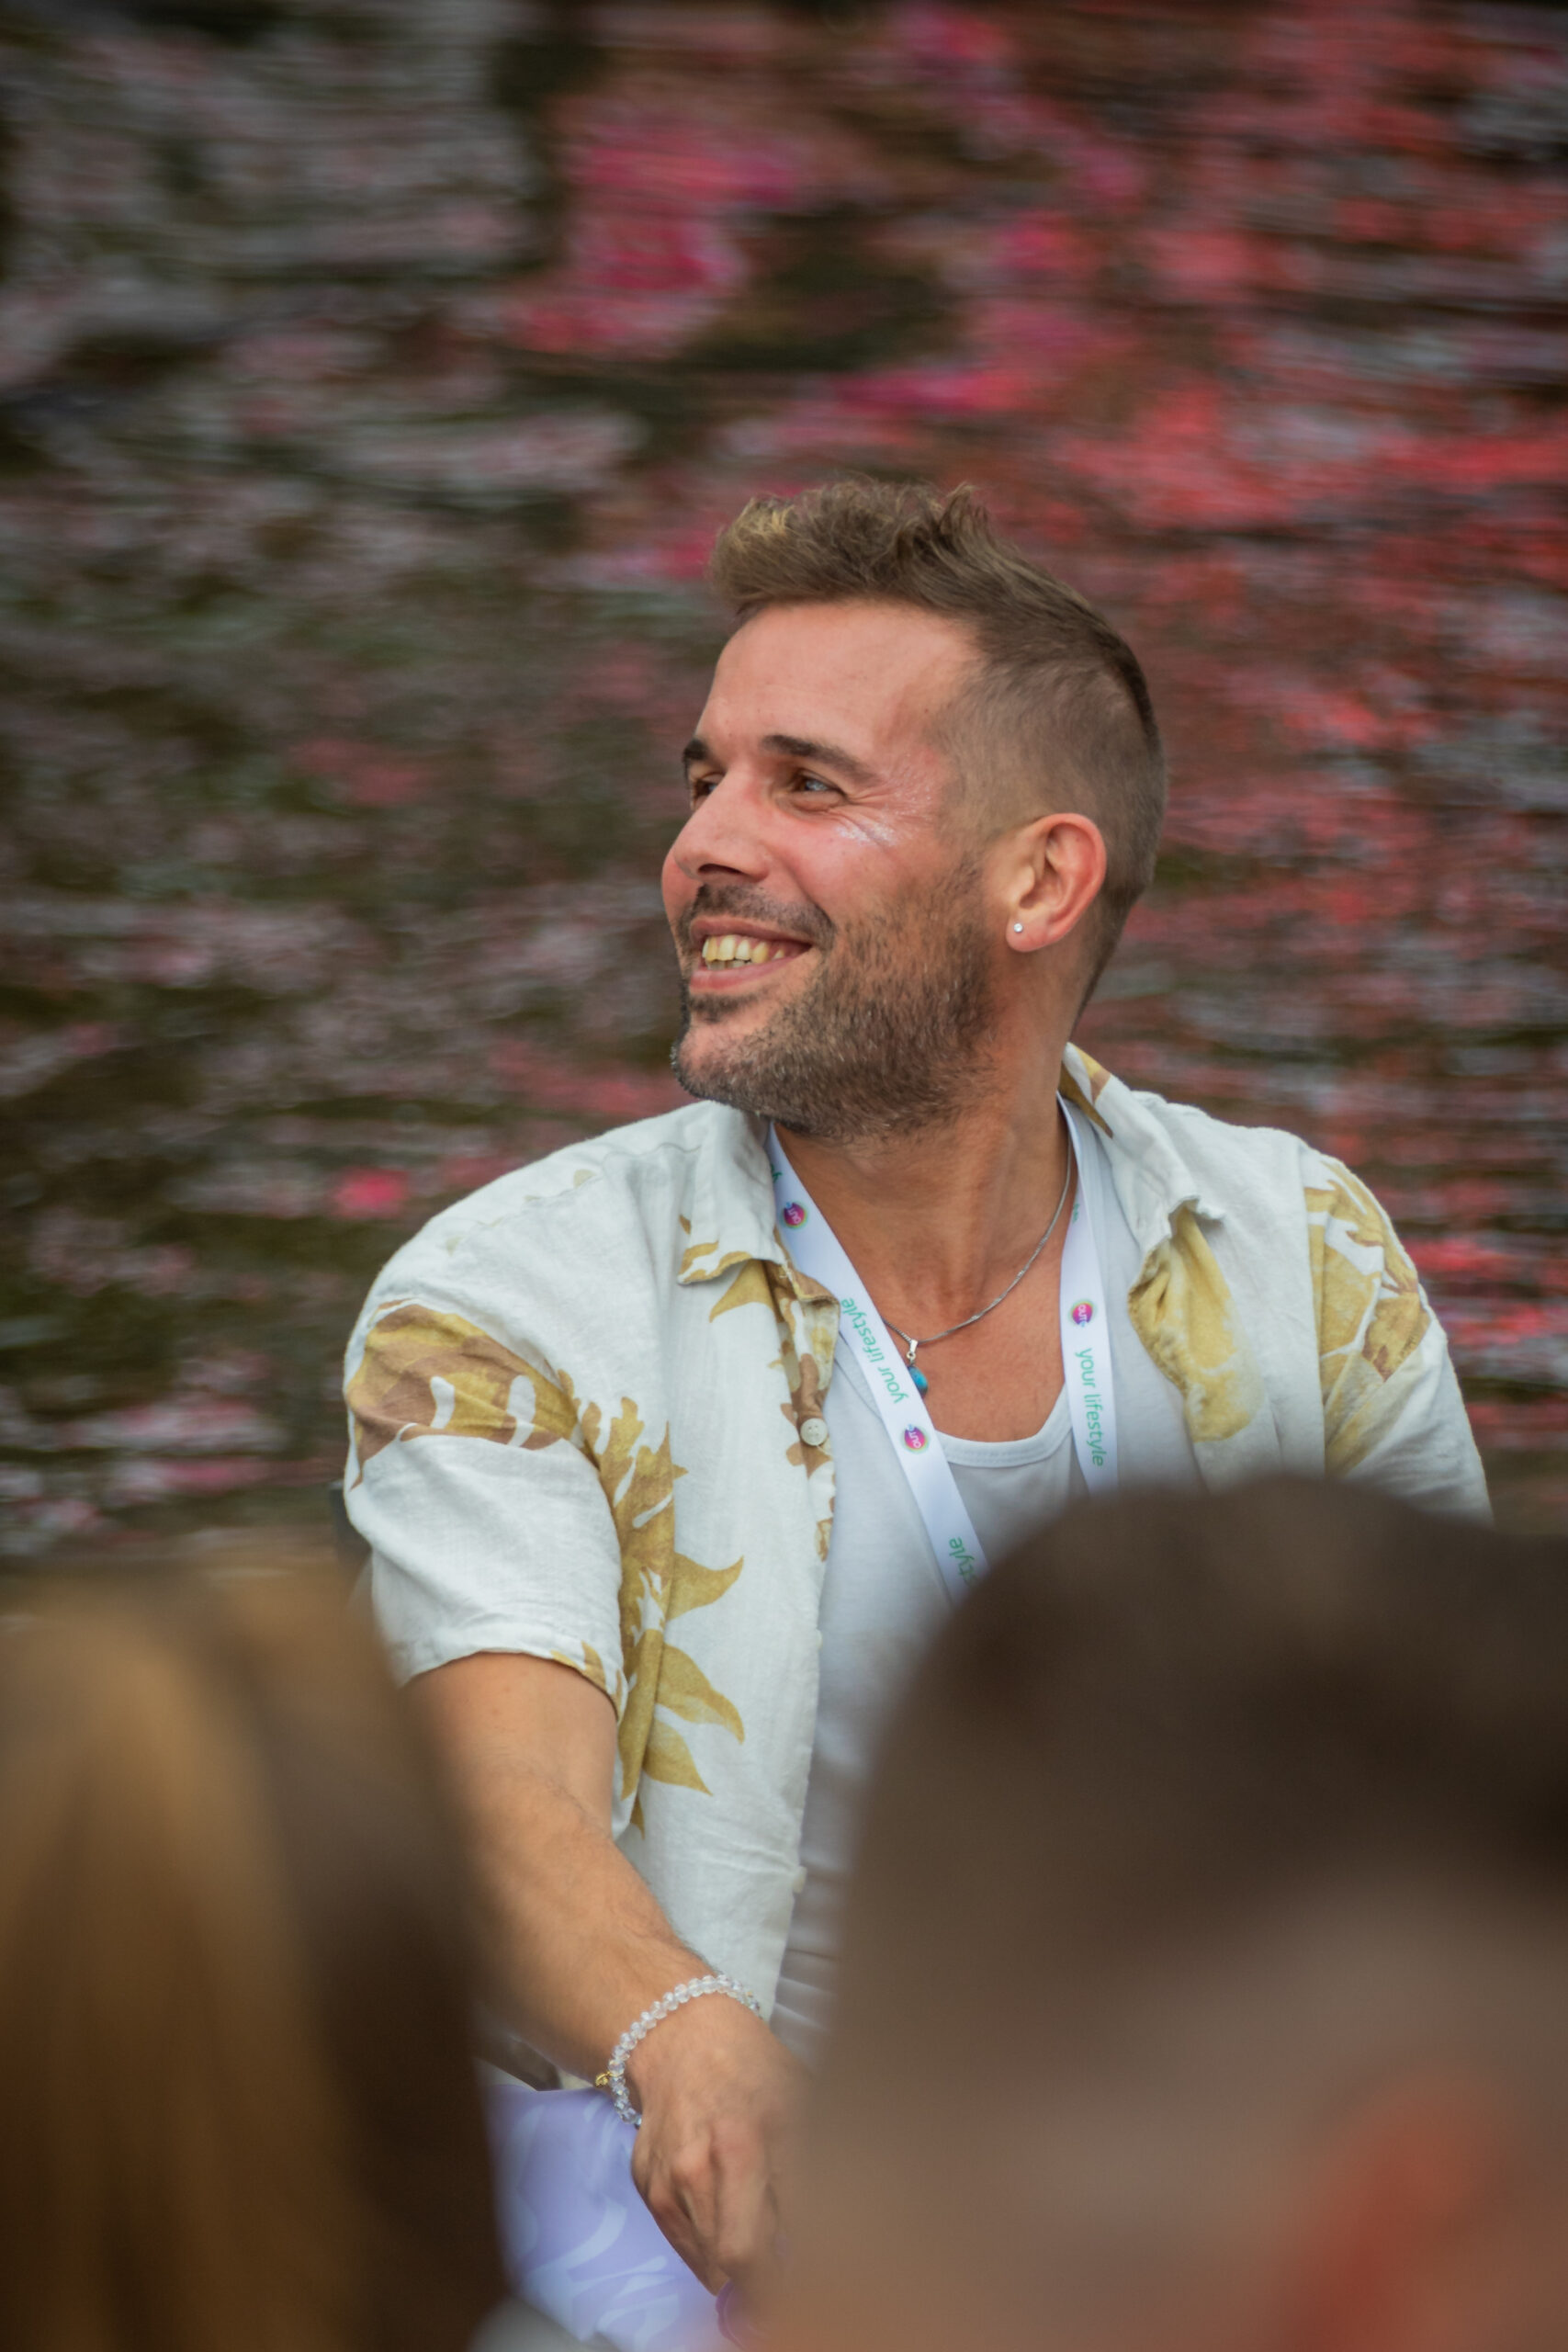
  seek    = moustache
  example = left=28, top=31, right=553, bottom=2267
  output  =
left=676, top=888, right=835, bottom=956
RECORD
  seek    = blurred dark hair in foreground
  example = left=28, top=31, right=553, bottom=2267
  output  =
left=0, top=1557, right=504, bottom=2352
left=793, top=1479, right=1568, bottom=2352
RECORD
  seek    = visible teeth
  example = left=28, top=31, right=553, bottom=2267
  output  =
left=700, top=935, right=797, bottom=966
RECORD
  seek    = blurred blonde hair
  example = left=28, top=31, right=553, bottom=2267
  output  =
left=0, top=1555, right=502, bottom=2352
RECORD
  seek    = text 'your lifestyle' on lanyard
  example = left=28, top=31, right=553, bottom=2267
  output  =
left=768, top=1102, right=1118, bottom=1611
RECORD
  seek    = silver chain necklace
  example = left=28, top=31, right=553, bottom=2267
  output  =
left=883, top=1153, right=1075, bottom=1396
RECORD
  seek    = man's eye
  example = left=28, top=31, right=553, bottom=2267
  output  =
left=690, top=774, right=718, bottom=800
left=795, top=773, right=836, bottom=797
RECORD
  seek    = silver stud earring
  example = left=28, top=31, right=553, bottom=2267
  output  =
left=1011, top=922, right=1024, bottom=934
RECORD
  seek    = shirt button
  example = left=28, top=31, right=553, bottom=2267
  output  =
left=799, top=1417, right=828, bottom=1448
left=791, top=1867, right=807, bottom=1894
left=815, top=1630, right=824, bottom=1650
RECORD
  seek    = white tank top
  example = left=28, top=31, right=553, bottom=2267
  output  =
left=771, top=1119, right=1200, bottom=2064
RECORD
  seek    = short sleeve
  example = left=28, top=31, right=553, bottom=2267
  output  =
left=344, top=1293, right=627, bottom=1709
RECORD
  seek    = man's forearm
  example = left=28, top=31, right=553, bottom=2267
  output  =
left=415, top=1649, right=804, bottom=2295
left=468, top=1755, right=705, bottom=2081
left=413, top=1651, right=702, bottom=2076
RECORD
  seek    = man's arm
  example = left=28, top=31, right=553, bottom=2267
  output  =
left=415, top=1651, right=804, bottom=2297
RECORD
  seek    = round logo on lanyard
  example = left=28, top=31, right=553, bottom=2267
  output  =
left=901, top=1426, right=928, bottom=1452
left=1071, top=1299, right=1095, bottom=1326
left=781, top=1201, right=807, bottom=1227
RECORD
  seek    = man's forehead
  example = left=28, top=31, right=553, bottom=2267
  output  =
left=700, top=599, right=977, bottom=754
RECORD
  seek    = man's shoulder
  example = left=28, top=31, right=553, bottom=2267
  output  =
left=1128, top=1088, right=1321, bottom=1191
left=381, top=1100, right=750, bottom=1283
left=1073, top=1047, right=1325, bottom=1234
left=442, top=1098, right=722, bottom=1220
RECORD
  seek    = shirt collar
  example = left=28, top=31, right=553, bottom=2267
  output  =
left=1062, top=1043, right=1226, bottom=1249
left=674, top=1050, right=1224, bottom=1292
left=677, top=1109, right=790, bottom=1288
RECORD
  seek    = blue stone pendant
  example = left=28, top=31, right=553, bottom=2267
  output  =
left=910, top=1363, right=929, bottom=1396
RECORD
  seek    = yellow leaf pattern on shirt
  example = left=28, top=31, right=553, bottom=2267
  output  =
left=642, top=1716, right=710, bottom=1794
left=1306, top=1158, right=1431, bottom=1473
left=344, top=1301, right=581, bottom=1476
left=667, top=1554, right=743, bottom=1621
left=653, top=1643, right=745, bottom=1737
left=1128, top=1204, right=1263, bottom=1444
left=708, top=1260, right=776, bottom=1321
left=582, top=1395, right=745, bottom=1808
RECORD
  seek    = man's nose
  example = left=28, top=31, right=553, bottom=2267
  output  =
left=671, top=772, right=769, bottom=885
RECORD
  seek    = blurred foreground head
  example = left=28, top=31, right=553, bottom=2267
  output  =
left=0, top=1559, right=503, bottom=2352
left=791, top=1480, right=1568, bottom=2352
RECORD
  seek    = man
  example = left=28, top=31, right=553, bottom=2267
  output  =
left=780, top=1479, right=1568, bottom=2352
left=343, top=481, right=1484, bottom=2306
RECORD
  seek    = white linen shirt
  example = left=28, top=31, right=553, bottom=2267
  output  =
left=344, top=1046, right=1487, bottom=2015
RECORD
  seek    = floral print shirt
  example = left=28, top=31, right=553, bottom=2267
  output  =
left=344, top=1046, right=1486, bottom=2011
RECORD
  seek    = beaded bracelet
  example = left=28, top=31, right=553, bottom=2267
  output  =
left=595, top=1972, right=763, bottom=2128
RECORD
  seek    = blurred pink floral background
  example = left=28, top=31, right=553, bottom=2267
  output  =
left=0, top=0, right=1563, bottom=1553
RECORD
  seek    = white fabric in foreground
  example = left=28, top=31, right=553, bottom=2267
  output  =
left=488, top=2077, right=721, bottom=2352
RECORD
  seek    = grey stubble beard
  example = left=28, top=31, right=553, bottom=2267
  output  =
left=671, top=869, right=998, bottom=1145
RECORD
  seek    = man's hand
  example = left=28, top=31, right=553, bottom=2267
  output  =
left=627, top=1990, right=806, bottom=2299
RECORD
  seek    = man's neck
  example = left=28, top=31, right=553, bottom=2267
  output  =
left=774, top=1044, right=1074, bottom=1331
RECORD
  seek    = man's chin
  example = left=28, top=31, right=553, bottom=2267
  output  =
left=671, top=1030, right=755, bottom=1106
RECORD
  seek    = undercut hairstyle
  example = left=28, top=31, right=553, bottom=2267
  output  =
left=0, top=1559, right=504, bottom=2352
left=828, top=1480, right=1568, bottom=2131
left=709, top=478, right=1167, bottom=991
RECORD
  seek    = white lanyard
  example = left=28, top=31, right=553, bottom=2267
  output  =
left=767, top=1102, right=1117, bottom=1608
left=1057, top=1104, right=1118, bottom=1495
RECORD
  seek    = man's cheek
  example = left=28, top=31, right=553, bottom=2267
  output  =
left=661, top=873, right=693, bottom=939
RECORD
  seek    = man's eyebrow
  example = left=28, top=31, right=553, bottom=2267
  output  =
left=681, top=732, right=879, bottom=786
left=761, top=732, right=877, bottom=786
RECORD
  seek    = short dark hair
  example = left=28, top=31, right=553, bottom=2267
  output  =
left=709, top=478, right=1166, bottom=989
left=829, top=1479, right=1568, bottom=2110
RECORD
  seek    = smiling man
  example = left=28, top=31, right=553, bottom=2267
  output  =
left=342, top=481, right=1484, bottom=2320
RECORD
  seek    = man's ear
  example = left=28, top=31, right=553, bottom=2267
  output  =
left=1280, top=2073, right=1529, bottom=2352
left=1002, top=810, right=1107, bottom=954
